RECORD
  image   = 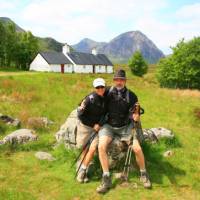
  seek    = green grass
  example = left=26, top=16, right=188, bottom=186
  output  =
left=0, top=68, right=200, bottom=200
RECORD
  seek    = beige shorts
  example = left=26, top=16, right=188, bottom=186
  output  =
left=76, top=121, right=98, bottom=149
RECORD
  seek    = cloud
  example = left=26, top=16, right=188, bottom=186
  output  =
left=176, top=3, right=200, bottom=19
left=0, top=1, right=16, bottom=17
left=1, top=0, right=200, bottom=54
left=135, top=2, right=200, bottom=54
left=19, top=0, right=167, bottom=43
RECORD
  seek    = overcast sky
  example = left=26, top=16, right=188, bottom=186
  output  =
left=1, top=0, right=200, bottom=54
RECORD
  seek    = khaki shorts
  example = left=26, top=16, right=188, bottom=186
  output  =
left=76, top=121, right=98, bottom=149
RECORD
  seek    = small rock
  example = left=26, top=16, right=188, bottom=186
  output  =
left=114, top=172, right=124, bottom=179
left=1, top=129, right=37, bottom=144
left=35, top=151, right=56, bottom=161
left=163, top=150, right=173, bottom=157
left=131, top=182, right=138, bottom=189
left=151, top=127, right=174, bottom=139
left=120, top=182, right=130, bottom=187
left=27, top=117, right=54, bottom=129
left=0, top=113, right=20, bottom=127
left=143, top=127, right=174, bottom=143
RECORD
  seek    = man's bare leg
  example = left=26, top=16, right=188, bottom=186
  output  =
left=96, top=135, right=113, bottom=193
left=98, top=135, right=112, bottom=172
left=132, top=139, right=145, bottom=170
left=132, top=139, right=151, bottom=188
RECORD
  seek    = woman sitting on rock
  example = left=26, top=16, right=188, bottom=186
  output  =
left=76, top=78, right=107, bottom=183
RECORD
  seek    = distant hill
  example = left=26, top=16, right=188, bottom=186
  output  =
left=0, top=17, right=63, bottom=52
left=0, top=17, right=25, bottom=32
left=37, top=37, right=63, bottom=52
left=72, top=31, right=164, bottom=64
left=72, top=38, right=106, bottom=53
left=0, top=17, right=164, bottom=63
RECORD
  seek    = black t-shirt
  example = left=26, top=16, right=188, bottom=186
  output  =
left=105, top=86, right=138, bottom=127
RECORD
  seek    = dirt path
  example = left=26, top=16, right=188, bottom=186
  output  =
left=0, top=72, right=40, bottom=77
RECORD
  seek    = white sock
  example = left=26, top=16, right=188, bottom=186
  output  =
left=81, top=164, right=87, bottom=170
left=140, top=169, right=146, bottom=174
left=103, top=171, right=110, bottom=177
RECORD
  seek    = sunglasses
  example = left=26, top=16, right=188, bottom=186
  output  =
left=95, top=86, right=105, bottom=89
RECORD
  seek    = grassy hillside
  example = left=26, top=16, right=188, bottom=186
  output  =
left=0, top=68, right=200, bottom=200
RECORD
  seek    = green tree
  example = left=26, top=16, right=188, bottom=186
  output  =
left=0, top=21, right=6, bottom=66
left=0, top=21, right=38, bottom=70
left=157, top=37, right=200, bottom=89
left=128, top=51, right=148, bottom=76
left=16, top=31, right=39, bottom=70
left=4, top=22, right=18, bottom=67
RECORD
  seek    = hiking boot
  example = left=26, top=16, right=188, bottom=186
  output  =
left=76, top=168, right=89, bottom=183
left=140, top=172, right=152, bottom=189
left=96, top=175, right=112, bottom=194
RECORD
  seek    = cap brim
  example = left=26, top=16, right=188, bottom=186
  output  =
left=113, top=77, right=126, bottom=80
left=94, top=84, right=105, bottom=87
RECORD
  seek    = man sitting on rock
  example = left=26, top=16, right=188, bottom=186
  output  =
left=96, top=69, right=151, bottom=193
left=76, top=78, right=107, bottom=183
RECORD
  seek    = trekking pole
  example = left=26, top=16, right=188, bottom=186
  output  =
left=71, top=131, right=96, bottom=167
left=123, top=144, right=133, bottom=181
left=74, top=132, right=97, bottom=178
left=122, top=104, right=145, bottom=181
left=126, top=145, right=132, bottom=179
left=132, top=103, right=145, bottom=144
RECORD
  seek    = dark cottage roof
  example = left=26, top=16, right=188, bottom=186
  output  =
left=67, top=52, right=113, bottom=66
left=96, top=54, right=113, bottom=66
left=40, top=52, right=72, bottom=64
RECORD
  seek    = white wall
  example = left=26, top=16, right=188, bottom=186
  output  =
left=30, top=54, right=50, bottom=72
left=74, top=65, right=93, bottom=73
left=95, top=65, right=106, bottom=73
left=50, top=64, right=73, bottom=73
left=64, top=64, right=73, bottom=73
left=107, top=66, right=113, bottom=73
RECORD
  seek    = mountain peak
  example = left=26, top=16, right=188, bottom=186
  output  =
left=73, top=30, right=164, bottom=63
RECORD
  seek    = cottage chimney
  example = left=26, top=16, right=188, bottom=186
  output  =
left=62, top=43, right=70, bottom=55
left=92, top=48, right=97, bottom=55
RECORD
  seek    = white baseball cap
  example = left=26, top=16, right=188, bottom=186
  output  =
left=93, top=78, right=105, bottom=88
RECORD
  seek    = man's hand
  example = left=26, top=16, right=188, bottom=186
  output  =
left=132, top=102, right=140, bottom=121
left=133, top=113, right=140, bottom=122
left=93, top=124, right=100, bottom=132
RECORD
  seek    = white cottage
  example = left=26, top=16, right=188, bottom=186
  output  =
left=30, top=44, right=113, bottom=73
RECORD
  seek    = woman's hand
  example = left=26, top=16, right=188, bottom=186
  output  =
left=79, top=99, right=86, bottom=110
left=93, top=124, right=100, bottom=132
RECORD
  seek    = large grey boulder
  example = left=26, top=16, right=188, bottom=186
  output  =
left=55, top=109, right=77, bottom=148
left=0, top=129, right=38, bottom=145
left=55, top=109, right=174, bottom=168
